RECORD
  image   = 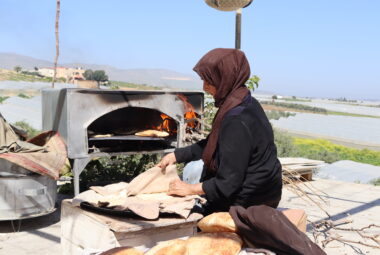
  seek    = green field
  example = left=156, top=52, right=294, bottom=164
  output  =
left=274, top=129, right=380, bottom=167
left=0, top=69, right=65, bottom=83
left=109, top=80, right=162, bottom=90
left=262, top=101, right=380, bottom=119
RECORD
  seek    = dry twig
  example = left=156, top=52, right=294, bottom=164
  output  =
left=283, top=171, right=380, bottom=252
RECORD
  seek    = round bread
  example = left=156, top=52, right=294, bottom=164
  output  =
left=186, top=232, right=242, bottom=255
left=100, top=247, right=143, bottom=255
left=197, top=212, right=237, bottom=233
left=145, top=239, right=187, bottom=255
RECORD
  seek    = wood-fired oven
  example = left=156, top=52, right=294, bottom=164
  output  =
left=42, top=88, right=204, bottom=195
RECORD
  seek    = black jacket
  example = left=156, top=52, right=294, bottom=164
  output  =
left=175, top=96, right=282, bottom=212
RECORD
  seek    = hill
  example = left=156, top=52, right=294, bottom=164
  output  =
left=0, top=53, right=202, bottom=89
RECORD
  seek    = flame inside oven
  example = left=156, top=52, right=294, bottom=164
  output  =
left=177, top=94, right=200, bottom=132
left=156, top=113, right=177, bottom=134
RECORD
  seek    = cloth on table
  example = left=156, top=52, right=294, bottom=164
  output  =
left=229, top=205, right=326, bottom=255
left=0, top=113, right=68, bottom=179
left=73, top=165, right=206, bottom=219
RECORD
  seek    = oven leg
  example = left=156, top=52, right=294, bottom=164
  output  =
left=72, top=158, right=90, bottom=196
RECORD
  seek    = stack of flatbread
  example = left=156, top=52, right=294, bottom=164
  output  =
left=73, top=165, right=205, bottom=219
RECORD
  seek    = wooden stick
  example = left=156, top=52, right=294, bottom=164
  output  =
left=52, top=0, right=60, bottom=88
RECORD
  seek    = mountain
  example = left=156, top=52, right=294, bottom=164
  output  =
left=0, top=53, right=52, bottom=70
left=0, top=53, right=202, bottom=89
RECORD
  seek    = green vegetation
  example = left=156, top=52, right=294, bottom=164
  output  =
left=59, top=154, right=161, bottom=194
left=17, top=93, right=31, bottom=99
left=265, top=110, right=296, bottom=120
left=294, top=137, right=380, bottom=166
left=84, top=69, right=109, bottom=85
left=369, top=178, right=380, bottom=186
left=12, top=120, right=40, bottom=138
left=261, top=101, right=380, bottom=118
left=261, top=101, right=328, bottom=113
left=283, top=97, right=312, bottom=102
left=109, top=80, right=162, bottom=90
left=274, top=129, right=299, bottom=157
left=13, top=66, right=22, bottom=73
left=0, top=96, right=9, bottom=104
left=274, top=129, right=380, bottom=167
left=326, top=111, right=380, bottom=119
left=1, top=69, right=65, bottom=83
left=245, top=75, right=260, bottom=91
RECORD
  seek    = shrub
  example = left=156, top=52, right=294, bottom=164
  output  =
left=17, top=93, right=31, bottom=99
left=369, top=178, right=380, bottom=186
left=265, top=110, right=296, bottom=120
left=273, top=128, right=299, bottom=157
left=79, top=154, right=160, bottom=190
left=12, top=120, right=40, bottom=138
left=0, top=96, right=9, bottom=104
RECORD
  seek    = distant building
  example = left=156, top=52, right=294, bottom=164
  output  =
left=37, top=67, right=85, bottom=83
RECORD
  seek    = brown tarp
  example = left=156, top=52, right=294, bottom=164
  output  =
left=0, top=114, right=68, bottom=179
left=229, top=205, right=326, bottom=255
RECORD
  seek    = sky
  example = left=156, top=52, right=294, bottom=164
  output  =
left=0, top=0, right=379, bottom=100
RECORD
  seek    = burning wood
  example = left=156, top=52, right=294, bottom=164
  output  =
left=177, top=94, right=200, bottom=131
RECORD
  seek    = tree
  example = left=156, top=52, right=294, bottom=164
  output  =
left=83, top=69, right=108, bottom=86
left=83, top=69, right=94, bottom=80
left=92, top=70, right=109, bottom=85
left=14, top=66, right=22, bottom=73
left=272, top=95, right=278, bottom=102
left=34, top=66, right=39, bottom=71
left=245, top=75, right=260, bottom=91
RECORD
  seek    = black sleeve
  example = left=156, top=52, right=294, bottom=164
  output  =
left=202, top=117, right=251, bottom=205
left=174, top=137, right=208, bottom=163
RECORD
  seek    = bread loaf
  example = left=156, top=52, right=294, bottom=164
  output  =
left=145, top=239, right=187, bottom=255
left=197, top=212, right=237, bottom=233
left=100, top=247, right=143, bottom=255
left=186, top=232, right=242, bottom=255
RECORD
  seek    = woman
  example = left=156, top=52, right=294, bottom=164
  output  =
left=158, top=48, right=282, bottom=214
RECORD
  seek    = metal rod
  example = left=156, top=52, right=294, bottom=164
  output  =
left=235, top=8, right=242, bottom=49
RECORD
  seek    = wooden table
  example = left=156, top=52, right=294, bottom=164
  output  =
left=60, top=199, right=203, bottom=255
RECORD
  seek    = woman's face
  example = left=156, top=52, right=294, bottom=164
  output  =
left=203, top=80, right=217, bottom=97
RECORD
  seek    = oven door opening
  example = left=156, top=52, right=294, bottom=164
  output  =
left=87, top=107, right=178, bottom=153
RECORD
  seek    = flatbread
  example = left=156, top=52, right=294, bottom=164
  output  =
left=186, top=232, right=242, bottom=255
left=134, top=130, right=169, bottom=137
left=92, top=134, right=112, bottom=138
left=100, top=247, right=143, bottom=255
left=145, top=239, right=187, bottom=255
left=197, top=212, right=237, bottom=233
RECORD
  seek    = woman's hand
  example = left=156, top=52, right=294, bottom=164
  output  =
left=168, top=180, right=205, bottom=197
left=168, top=179, right=193, bottom=197
left=157, top=152, right=177, bottom=169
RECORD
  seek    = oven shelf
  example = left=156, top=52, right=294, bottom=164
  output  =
left=89, top=135, right=172, bottom=141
